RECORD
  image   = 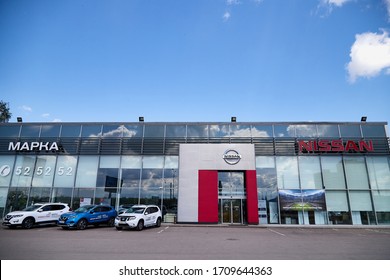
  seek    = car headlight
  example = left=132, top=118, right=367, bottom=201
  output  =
left=11, top=214, right=23, bottom=218
left=129, top=216, right=136, bottom=220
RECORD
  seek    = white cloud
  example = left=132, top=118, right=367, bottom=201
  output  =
left=21, top=105, right=32, bottom=112
left=42, top=113, right=50, bottom=118
left=227, top=0, right=241, bottom=5
left=324, top=0, right=351, bottom=7
left=317, top=0, right=352, bottom=16
left=223, top=11, right=231, bottom=21
left=347, top=30, right=390, bottom=83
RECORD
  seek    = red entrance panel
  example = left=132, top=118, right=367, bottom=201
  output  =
left=246, top=170, right=259, bottom=225
left=198, top=170, right=218, bottom=223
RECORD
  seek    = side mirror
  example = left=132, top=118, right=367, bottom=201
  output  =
left=89, top=210, right=94, bottom=214
left=145, top=212, right=149, bottom=215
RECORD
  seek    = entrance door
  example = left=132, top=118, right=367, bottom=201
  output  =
left=220, top=199, right=243, bottom=224
left=218, top=171, right=246, bottom=224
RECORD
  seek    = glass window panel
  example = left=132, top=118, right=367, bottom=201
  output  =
left=299, top=157, right=323, bottom=189
left=5, top=187, right=29, bottom=212
left=95, top=187, right=117, bottom=206
left=372, top=191, right=390, bottom=211
left=349, top=191, right=372, bottom=211
left=121, top=169, right=140, bottom=189
left=121, top=156, right=142, bottom=169
left=29, top=187, right=51, bottom=204
left=276, top=156, right=300, bottom=189
left=72, top=188, right=95, bottom=209
left=0, top=125, right=20, bottom=137
left=60, top=125, right=81, bottom=137
left=144, top=125, right=164, bottom=137
left=209, top=125, right=229, bottom=137
left=0, top=187, right=8, bottom=216
left=96, top=168, right=119, bottom=188
left=166, top=125, right=186, bottom=137
left=164, top=156, right=179, bottom=169
left=75, top=156, right=99, bottom=187
left=366, top=156, right=390, bottom=190
left=81, top=125, right=102, bottom=137
left=344, top=157, right=369, bottom=189
left=251, top=125, right=273, bottom=137
left=317, top=125, right=340, bottom=138
left=326, top=191, right=349, bottom=211
left=340, top=125, right=361, bottom=137
left=140, top=168, right=163, bottom=205
left=163, top=167, right=178, bottom=213
left=361, top=125, right=386, bottom=137
left=54, top=156, right=77, bottom=188
left=99, top=156, right=120, bottom=168
left=20, top=125, right=41, bottom=137
left=51, top=188, right=72, bottom=206
left=0, top=156, right=15, bottom=187
left=187, top=125, right=208, bottom=137
left=258, top=190, right=279, bottom=224
left=218, top=172, right=245, bottom=197
left=295, top=125, right=317, bottom=137
left=143, top=156, right=164, bottom=169
left=40, top=125, right=61, bottom=137
left=274, top=125, right=295, bottom=137
left=102, top=125, right=123, bottom=137
left=123, top=125, right=143, bottom=137
left=256, top=156, right=277, bottom=189
left=121, top=159, right=141, bottom=205
left=11, top=155, right=36, bottom=187
left=321, top=157, right=346, bottom=189
left=229, top=125, right=251, bottom=137
left=32, top=156, right=56, bottom=187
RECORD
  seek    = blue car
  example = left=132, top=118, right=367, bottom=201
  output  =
left=58, top=205, right=117, bottom=230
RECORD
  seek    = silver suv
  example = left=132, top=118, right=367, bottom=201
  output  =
left=2, top=203, right=70, bottom=229
left=115, top=205, right=162, bottom=231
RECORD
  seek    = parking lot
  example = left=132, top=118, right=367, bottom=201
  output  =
left=1, top=224, right=390, bottom=260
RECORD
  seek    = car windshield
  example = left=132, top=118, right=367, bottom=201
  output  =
left=22, top=205, right=43, bottom=211
left=74, top=205, right=95, bottom=213
left=126, top=207, right=145, bottom=214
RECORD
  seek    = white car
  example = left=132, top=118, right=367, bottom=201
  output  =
left=115, top=205, right=162, bottom=231
left=2, top=203, right=70, bottom=229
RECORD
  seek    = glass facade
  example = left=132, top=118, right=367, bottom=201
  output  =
left=0, top=122, right=389, bottom=226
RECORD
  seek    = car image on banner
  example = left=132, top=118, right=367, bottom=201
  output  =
left=58, top=205, right=117, bottom=230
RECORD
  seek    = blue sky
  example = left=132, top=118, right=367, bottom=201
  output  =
left=1, top=0, right=390, bottom=124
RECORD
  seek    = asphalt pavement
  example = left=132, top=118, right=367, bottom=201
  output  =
left=1, top=223, right=390, bottom=260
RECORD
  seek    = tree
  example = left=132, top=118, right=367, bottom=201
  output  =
left=0, top=100, right=12, bottom=123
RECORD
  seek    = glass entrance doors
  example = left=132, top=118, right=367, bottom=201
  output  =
left=219, top=199, right=246, bottom=224
left=218, top=171, right=246, bottom=224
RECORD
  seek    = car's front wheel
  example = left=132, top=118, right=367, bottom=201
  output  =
left=136, top=220, right=144, bottom=231
left=76, top=219, right=88, bottom=230
left=22, top=217, right=34, bottom=229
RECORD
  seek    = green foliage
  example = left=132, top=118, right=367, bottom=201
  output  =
left=0, top=100, right=12, bottom=123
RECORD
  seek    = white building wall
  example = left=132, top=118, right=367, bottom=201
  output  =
left=177, top=143, right=256, bottom=223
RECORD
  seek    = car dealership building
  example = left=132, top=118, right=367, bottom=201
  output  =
left=0, top=121, right=389, bottom=226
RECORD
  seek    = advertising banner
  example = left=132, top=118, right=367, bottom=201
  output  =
left=279, top=189, right=326, bottom=211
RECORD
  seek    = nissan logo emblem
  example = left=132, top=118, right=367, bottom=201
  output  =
left=223, top=150, right=241, bottom=165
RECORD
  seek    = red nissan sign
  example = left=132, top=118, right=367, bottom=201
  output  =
left=298, top=140, right=374, bottom=153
